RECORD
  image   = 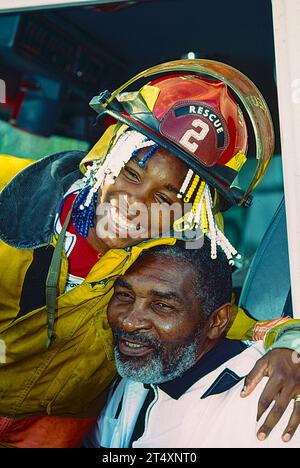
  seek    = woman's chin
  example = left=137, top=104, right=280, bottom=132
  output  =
left=95, top=222, right=152, bottom=250
left=98, top=232, right=150, bottom=250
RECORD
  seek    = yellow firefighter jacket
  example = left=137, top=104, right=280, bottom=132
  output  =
left=0, top=151, right=257, bottom=420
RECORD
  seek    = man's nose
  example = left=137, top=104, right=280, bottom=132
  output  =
left=120, top=303, right=151, bottom=333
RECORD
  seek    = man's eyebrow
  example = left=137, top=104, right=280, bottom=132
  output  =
left=150, top=290, right=183, bottom=303
left=114, top=277, right=132, bottom=289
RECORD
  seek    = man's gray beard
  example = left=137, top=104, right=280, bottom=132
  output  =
left=114, top=332, right=201, bottom=384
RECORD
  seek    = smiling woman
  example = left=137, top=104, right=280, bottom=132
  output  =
left=92, top=140, right=188, bottom=251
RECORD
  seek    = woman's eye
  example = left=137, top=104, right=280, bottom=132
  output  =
left=123, top=167, right=140, bottom=182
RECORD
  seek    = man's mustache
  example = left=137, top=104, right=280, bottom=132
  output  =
left=113, top=327, right=161, bottom=351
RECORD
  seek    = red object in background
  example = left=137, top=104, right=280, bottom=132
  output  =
left=7, top=74, right=61, bottom=137
left=0, top=71, right=22, bottom=114
left=10, top=80, right=41, bottom=124
left=89, top=1, right=144, bottom=13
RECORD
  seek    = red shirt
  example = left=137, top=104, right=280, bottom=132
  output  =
left=59, top=193, right=102, bottom=279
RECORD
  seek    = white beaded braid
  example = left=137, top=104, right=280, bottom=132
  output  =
left=82, top=130, right=157, bottom=208
left=205, top=186, right=217, bottom=259
left=173, top=169, right=241, bottom=264
left=177, top=169, right=194, bottom=199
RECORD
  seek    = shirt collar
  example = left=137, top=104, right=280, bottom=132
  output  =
left=155, top=339, right=247, bottom=400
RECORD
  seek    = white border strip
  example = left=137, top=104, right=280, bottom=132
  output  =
left=272, top=0, right=300, bottom=318
left=0, top=0, right=130, bottom=13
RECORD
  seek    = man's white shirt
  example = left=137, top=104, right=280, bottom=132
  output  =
left=85, top=341, right=300, bottom=448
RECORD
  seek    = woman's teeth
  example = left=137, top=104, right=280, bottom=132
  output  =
left=110, top=206, right=140, bottom=232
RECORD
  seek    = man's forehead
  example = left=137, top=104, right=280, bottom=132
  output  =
left=120, top=254, right=194, bottom=292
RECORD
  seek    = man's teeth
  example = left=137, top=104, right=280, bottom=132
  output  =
left=110, top=206, right=139, bottom=231
left=124, top=341, right=144, bottom=348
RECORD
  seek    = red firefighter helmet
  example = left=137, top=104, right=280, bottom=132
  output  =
left=90, top=59, right=274, bottom=208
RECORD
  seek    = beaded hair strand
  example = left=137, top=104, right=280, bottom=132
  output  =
left=174, top=170, right=241, bottom=264
left=72, top=130, right=159, bottom=238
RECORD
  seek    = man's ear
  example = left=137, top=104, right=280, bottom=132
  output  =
left=206, top=304, right=232, bottom=340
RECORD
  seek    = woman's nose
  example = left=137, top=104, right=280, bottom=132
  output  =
left=127, top=179, right=154, bottom=207
left=127, top=191, right=148, bottom=208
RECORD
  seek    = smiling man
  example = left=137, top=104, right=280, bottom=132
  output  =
left=85, top=240, right=300, bottom=448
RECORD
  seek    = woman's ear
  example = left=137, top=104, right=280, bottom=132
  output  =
left=206, top=304, right=232, bottom=340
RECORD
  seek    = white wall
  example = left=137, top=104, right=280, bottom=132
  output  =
left=0, top=0, right=125, bottom=13
left=272, top=0, right=300, bottom=318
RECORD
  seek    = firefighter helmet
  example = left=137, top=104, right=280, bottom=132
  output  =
left=89, top=59, right=274, bottom=208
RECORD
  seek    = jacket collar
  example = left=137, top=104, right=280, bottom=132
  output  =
left=156, top=339, right=247, bottom=400
left=0, top=150, right=85, bottom=249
